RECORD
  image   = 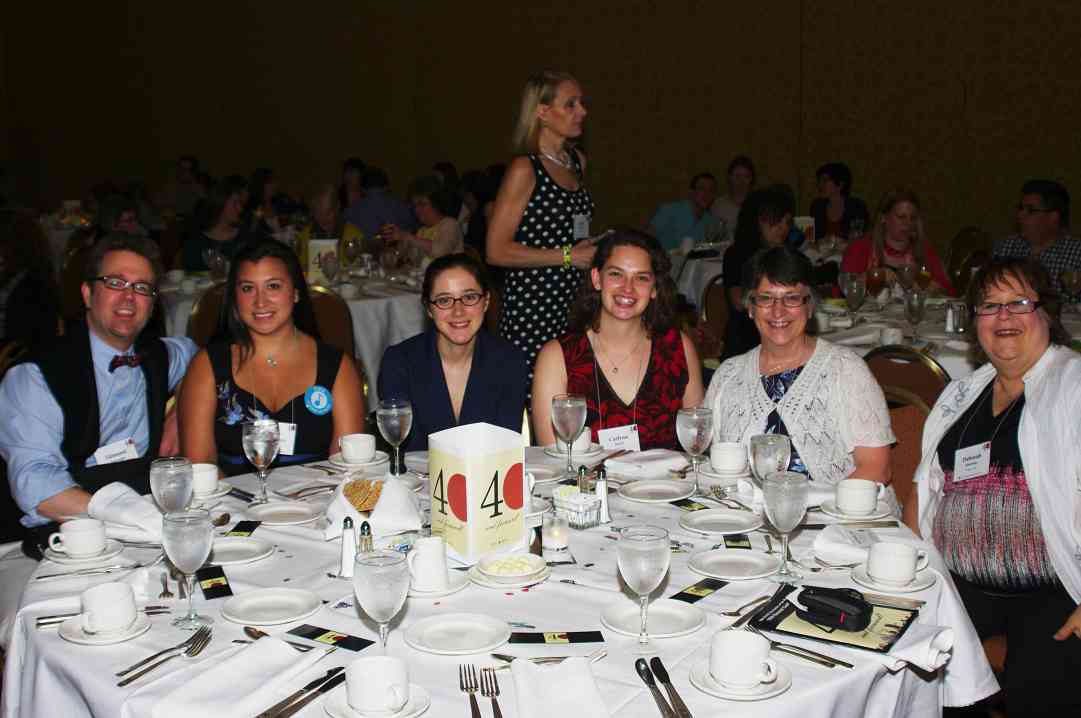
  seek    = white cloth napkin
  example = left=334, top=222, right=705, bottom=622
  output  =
left=324, top=477, right=421, bottom=540
left=511, top=657, right=610, bottom=718
left=872, top=623, right=954, bottom=673
left=811, top=524, right=872, bottom=565
left=829, top=327, right=883, bottom=346
left=87, top=483, right=162, bottom=543
left=151, top=639, right=326, bottom=718
left=604, top=450, right=686, bottom=479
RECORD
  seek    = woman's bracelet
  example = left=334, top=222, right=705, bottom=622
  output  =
left=562, top=244, right=572, bottom=270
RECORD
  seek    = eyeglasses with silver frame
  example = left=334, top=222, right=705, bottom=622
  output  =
left=93, top=276, right=157, bottom=297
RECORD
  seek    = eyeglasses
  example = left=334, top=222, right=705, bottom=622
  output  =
left=750, top=293, right=809, bottom=309
left=93, top=276, right=157, bottom=297
left=429, top=291, right=485, bottom=310
left=973, top=298, right=1042, bottom=316
left=1017, top=204, right=1053, bottom=215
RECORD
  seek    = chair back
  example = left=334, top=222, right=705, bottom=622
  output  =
left=864, top=344, right=950, bottom=409
left=698, top=274, right=729, bottom=359
left=187, top=283, right=226, bottom=347
left=883, top=385, right=930, bottom=516
left=0, top=341, right=27, bottom=379
left=60, top=246, right=94, bottom=321
left=309, top=286, right=355, bottom=356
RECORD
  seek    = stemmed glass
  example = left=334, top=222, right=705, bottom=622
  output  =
left=341, top=236, right=361, bottom=270
left=551, top=394, right=588, bottom=480
left=1060, top=270, right=1081, bottom=306
left=842, top=274, right=866, bottom=317
left=242, top=420, right=280, bottom=504
left=676, top=408, right=713, bottom=494
left=617, top=525, right=671, bottom=653
left=377, top=399, right=413, bottom=477
left=162, top=509, right=214, bottom=629
left=748, top=434, right=792, bottom=490
left=915, top=263, right=933, bottom=290
left=904, top=289, right=928, bottom=344
left=848, top=218, right=866, bottom=241
left=866, top=267, right=889, bottom=310
left=353, top=550, right=410, bottom=654
left=895, top=263, right=917, bottom=292
left=762, top=471, right=810, bottom=584
left=149, top=457, right=193, bottom=513
left=319, top=252, right=340, bottom=285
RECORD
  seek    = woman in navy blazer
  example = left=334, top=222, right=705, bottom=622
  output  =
left=378, top=253, right=528, bottom=451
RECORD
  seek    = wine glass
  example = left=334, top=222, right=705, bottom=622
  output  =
left=341, top=236, right=361, bottom=270
left=762, top=471, right=810, bottom=584
left=915, top=263, right=933, bottom=290
left=617, top=525, right=671, bottom=653
left=848, top=218, right=866, bottom=241
left=894, top=263, right=917, bottom=291
left=904, top=289, right=928, bottom=344
left=149, top=457, right=193, bottom=513
left=319, top=252, right=340, bottom=284
left=676, top=408, right=713, bottom=494
left=242, top=420, right=280, bottom=504
left=1060, top=270, right=1081, bottom=305
left=551, top=394, right=588, bottom=480
left=866, top=267, right=888, bottom=310
left=842, top=274, right=866, bottom=316
left=353, top=550, right=410, bottom=654
left=377, top=399, right=413, bottom=476
left=162, top=509, right=214, bottom=630
left=748, top=434, right=791, bottom=489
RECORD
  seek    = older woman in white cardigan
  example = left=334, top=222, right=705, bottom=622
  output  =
left=704, top=246, right=895, bottom=506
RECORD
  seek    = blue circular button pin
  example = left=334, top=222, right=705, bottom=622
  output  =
left=304, top=385, right=333, bottom=415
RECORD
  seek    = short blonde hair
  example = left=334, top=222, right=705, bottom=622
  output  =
left=510, top=69, right=580, bottom=156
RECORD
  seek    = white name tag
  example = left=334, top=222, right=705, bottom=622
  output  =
left=572, top=213, right=590, bottom=241
left=93, top=438, right=139, bottom=466
left=838, top=528, right=879, bottom=548
left=954, top=442, right=991, bottom=482
left=597, top=424, right=641, bottom=452
left=278, top=422, right=297, bottom=456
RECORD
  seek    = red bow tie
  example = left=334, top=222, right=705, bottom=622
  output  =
left=108, top=354, right=142, bottom=373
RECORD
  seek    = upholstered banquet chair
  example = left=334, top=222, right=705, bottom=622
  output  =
left=865, top=345, right=950, bottom=411
left=186, top=283, right=226, bottom=347
left=881, top=385, right=929, bottom=525
left=696, top=274, right=729, bottom=365
left=308, top=286, right=355, bottom=357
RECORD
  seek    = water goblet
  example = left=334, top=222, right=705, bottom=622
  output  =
left=848, top=218, right=866, bottom=241
left=904, top=289, right=928, bottom=344
left=319, top=252, right=340, bottom=284
left=1060, top=270, right=1081, bottom=305
left=842, top=274, right=866, bottom=316
left=676, top=408, right=713, bottom=494
left=866, top=267, right=889, bottom=310
left=377, top=399, right=413, bottom=476
left=762, top=471, right=810, bottom=584
left=915, top=263, right=933, bottom=290
left=162, top=509, right=214, bottom=629
left=341, top=236, right=361, bottom=270
left=551, top=394, right=587, bottom=480
left=242, top=420, right=280, bottom=504
left=149, top=457, right=193, bottom=513
left=353, top=550, right=410, bottom=654
left=748, top=434, right=791, bottom=489
left=617, top=525, right=671, bottom=653
left=895, top=263, right=917, bottom=292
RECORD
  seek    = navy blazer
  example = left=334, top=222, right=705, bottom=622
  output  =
left=377, top=329, right=528, bottom=451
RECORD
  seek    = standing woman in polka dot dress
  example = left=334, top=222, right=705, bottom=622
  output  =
left=487, top=70, right=597, bottom=381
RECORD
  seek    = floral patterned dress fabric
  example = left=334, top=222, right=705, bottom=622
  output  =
left=761, top=367, right=810, bottom=476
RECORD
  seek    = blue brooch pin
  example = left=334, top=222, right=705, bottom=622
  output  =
left=304, top=385, right=333, bottom=415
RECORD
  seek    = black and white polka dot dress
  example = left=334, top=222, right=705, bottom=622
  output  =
left=498, top=153, right=594, bottom=379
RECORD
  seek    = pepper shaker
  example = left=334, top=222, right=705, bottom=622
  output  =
left=358, top=520, right=373, bottom=553
left=339, top=517, right=357, bottom=577
left=577, top=464, right=589, bottom=493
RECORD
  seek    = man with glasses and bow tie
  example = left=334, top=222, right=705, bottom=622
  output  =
left=993, top=179, right=1081, bottom=294
left=0, top=233, right=197, bottom=547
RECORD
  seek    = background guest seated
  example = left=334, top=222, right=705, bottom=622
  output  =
left=183, top=179, right=248, bottom=271
left=381, top=175, right=464, bottom=260
left=809, top=161, right=869, bottom=242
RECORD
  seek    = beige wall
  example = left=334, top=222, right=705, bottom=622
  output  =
left=6, top=1, right=1081, bottom=250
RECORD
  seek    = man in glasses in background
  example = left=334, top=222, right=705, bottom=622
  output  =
left=993, top=179, right=1081, bottom=294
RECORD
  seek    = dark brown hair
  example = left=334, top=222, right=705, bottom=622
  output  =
left=966, top=257, right=1069, bottom=346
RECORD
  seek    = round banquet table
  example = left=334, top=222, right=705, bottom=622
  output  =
left=1, top=448, right=997, bottom=717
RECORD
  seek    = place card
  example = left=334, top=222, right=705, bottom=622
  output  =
left=288, top=624, right=375, bottom=651
left=723, top=533, right=752, bottom=549
left=751, top=593, right=918, bottom=653
left=669, top=578, right=728, bottom=603
left=195, top=566, right=233, bottom=599
left=670, top=498, right=710, bottom=511
left=225, top=521, right=261, bottom=537
left=508, top=630, right=605, bottom=644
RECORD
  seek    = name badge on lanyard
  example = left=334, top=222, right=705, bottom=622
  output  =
left=597, top=424, right=641, bottom=452
left=93, top=438, right=139, bottom=465
left=953, top=442, right=991, bottom=482
left=572, top=213, right=590, bottom=241
left=278, top=422, right=298, bottom=456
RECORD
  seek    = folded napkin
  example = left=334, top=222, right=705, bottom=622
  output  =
left=829, top=327, right=883, bottom=346
left=811, top=524, right=872, bottom=565
left=512, top=657, right=610, bottom=718
left=873, top=622, right=954, bottom=673
left=604, top=450, right=686, bottom=479
left=152, top=639, right=326, bottom=718
left=87, top=483, right=162, bottom=543
left=324, top=477, right=421, bottom=540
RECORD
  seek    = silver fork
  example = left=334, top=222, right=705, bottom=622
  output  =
left=117, top=626, right=212, bottom=686
left=115, top=625, right=206, bottom=677
left=480, top=667, right=504, bottom=718
left=459, top=664, right=481, bottom=718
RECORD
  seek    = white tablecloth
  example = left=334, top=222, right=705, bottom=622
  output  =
left=677, top=258, right=725, bottom=309
left=2, top=449, right=997, bottom=717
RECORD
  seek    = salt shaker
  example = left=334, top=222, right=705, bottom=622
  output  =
left=339, top=517, right=357, bottom=578
left=358, top=520, right=373, bottom=553
left=595, top=467, right=612, bottom=524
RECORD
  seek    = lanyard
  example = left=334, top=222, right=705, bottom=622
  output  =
left=956, top=382, right=1022, bottom=456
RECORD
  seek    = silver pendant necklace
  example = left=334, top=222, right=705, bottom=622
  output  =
left=540, top=149, right=572, bottom=170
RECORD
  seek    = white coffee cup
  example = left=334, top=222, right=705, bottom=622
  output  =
left=191, top=463, right=219, bottom=496
left=406, top=536, right=449, bottom=592
left=180, top=278, right=197, bottom=294
left=835, top=478, right=883, bottom=516
left=814, top=310, right=832, bottom=334
left=556, top=431, right=592, bottom=454
left=346, top=656, right=409, bottom=714
left=710, top=630, right=778, bottom=690
left=881, top=327, right=905, bottom=346
left=165, top=269, right=185, bottom=284
left=338, top=283, right=358, bottom=299
left=710, top=442, right=746, bottom=473
left=80, top=582, right=137, bottom=635
left=867, top=542, right=929, bottom=586
left=340, top=434, right=376, bottom=463
left=48, top=518, right=106, bottom=557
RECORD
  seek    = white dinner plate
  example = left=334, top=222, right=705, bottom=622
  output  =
left=329, top=451, right=391, bottom=469
left=679, top=509, right=763, bottom=536
left=245, top=501, right=322, bottom=525
left=689, top=661, right=792, bottom=701
left=688, top=549, right=781, bottom=580
left=403, top=612, right=510, bottom=655
left=192, top=482, right=232, bottom=503
left=58, top=614, right=151, bottom=646
left=851, top=565, right=937, bottom=593
left=404, top=451, right=428, bottom=475
left=43, top=539, right=123, bottom=566
left=324, top=683, right=431, bottom=718
left=601, top=598, right=705, bottom=639
left=944, top=339, right=972, bottom=352
left=819, top=499, right=892, bottom=521
left=409, top=569, right=471, bottom=598
left=467, top=565, right=550, bottom=590
left=542, top=443, right=605, bottom=460
left=221, top=587, right=322, bottom=625
left=618, top=479, right=695, bottom=504
left=526, top=466, right=561, bottom=485
left=209, top=536, right=274, bottom=566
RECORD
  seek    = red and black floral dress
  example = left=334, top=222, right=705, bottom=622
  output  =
left=559, top=328, right=688, bottom=450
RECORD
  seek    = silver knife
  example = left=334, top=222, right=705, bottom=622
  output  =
left=800, top=521, right=898, bottom=530
left=635, top=659, right=677, bottom=718
left=650, top=657, right=692, bottom=718
left=731, top=583, right=794, bottom=629
left=256, top=665, right=343, bottom=718
left=35, top=557, right=162, bottom=581
left=275, top=671, right=346, bottom=717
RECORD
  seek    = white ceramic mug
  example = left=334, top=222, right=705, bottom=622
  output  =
left=339, top=283, right=359, bottom=299
left=346, top=656, right=409, bottom=714
left=835, top=478, right=884, bottom=516
left=867, top=542, right=929, bottom=586
left=710, top=442, right=746, bottom=473
left=191, top=463, right=220, bottom=496
left=406, top=536, right=449, bottom=592
left=814, top=310, right=832, bottom=334
left=340, top=434, right=376, bottom=463
left=48, top=518, right=106, bottom=557
left=80, top=582, right=137, bottom=635
left=881, top=327, right=905, bottom=346
left=710, top=630, right=778, bottom=690
left=556, top=431, right=591, bottom=453
left=165, top=269, right=185, bottom=284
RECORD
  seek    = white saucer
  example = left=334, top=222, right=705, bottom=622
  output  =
left=679, top=509, right=763, bottom=536
left=601, top=598, right=705, bottom=639
left=403, top=612, right=510, bottom=655
left=820, top=499, right=892, bottom=521
left=688, top=549, right=781, bottom=580
left=617, top=479, right=695, bottom=504
left=324, top=684, right=431, bottom=718
left=526, top=466, right=561, bottom=485
left=467, top=565, right=550, bottom=590
left=329, top=451, right=391, bottom=469
left=408, top=569, right=470, bottom=598
left=44, top=539, right=123, bottom=565
left=542, top=443, right=604, bottom=460
left=245, top=501, right=322, bottom=525
left=701, top=466, right=751, bottom=478
left=192, top=482, right=232, bottom=503
left=221, top=587, right=322, bottom=625
left=58, top=613, right=151, bottom=646
left=851, top=565, right=937, bottom=593
left=209, top=536, right=275, bottom=565
left=689, top=661, right=792, bottom=701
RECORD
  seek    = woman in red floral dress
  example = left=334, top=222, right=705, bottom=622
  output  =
left=531, top=230, right=704, bottom=449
